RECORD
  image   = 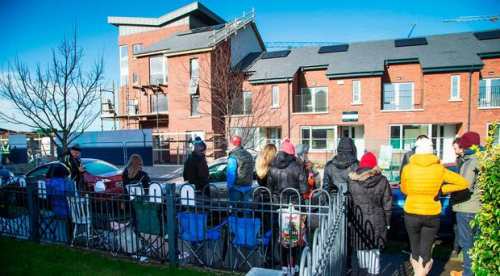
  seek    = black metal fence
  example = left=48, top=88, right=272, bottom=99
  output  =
left=0, top=181, right=349, bottom=275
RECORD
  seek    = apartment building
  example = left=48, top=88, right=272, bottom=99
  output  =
left=108, top=2, right=500, bottom=163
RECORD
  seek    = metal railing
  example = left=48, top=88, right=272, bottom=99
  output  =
left=479, top=85, right=500, bottom=108
left=294, top=94, right=328, bottom=113
left=0, top=180, right=348, bottom=274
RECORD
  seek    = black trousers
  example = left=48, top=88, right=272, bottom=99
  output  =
left=404, top=212, right=440, bottom=264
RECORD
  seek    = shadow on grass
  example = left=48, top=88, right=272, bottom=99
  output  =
left=0, top=237, right=231, bottom=276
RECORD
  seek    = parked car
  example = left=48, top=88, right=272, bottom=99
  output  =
left=19, top=158, right=123, bottom=192
left=165, top=157, right=259, bottom=199
left=389, top=163, right=459, bottom=240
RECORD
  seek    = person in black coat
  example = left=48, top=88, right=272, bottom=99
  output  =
left=324, top=137, right=359, bottom=195
left=123, top=154, right=150, bottom=190
left=183, top=138, right=209, bottom=195
left=267, top=139, right=307, bottom=203
left=348, top=152, right=392, bottom=276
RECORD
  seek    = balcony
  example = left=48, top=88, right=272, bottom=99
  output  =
left=479, top=83, right=500, bottom=108
left=293, top=94, right=327, bottom=113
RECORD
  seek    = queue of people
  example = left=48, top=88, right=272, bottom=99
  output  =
left=54, top=131, right=481, bottom=275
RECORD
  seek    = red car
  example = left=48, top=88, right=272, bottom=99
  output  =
left=22, top=158, right=123, bottom=193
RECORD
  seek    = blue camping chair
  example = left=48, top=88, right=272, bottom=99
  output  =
left=228, top=216, right=272, bottom=270
left=178, top=211, right=226, bottom=266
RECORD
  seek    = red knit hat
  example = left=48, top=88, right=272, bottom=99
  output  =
left=280, top=138, right=295, bottom=156
left=359, top=152, right=377, bottom=169
left=231, top=136, right=242, bottom=147
left=458, top=131, right=480, bottom=149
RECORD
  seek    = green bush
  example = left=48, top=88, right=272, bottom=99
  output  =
left=471, top=123, right=500, bottom=276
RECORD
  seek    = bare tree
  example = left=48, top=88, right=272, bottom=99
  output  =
left=0, top=31, right=104, bottom=154
left=194, top=42, right=271, bottom=152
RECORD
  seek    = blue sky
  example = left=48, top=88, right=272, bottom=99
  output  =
left=0, top=0, right=499, bottom=130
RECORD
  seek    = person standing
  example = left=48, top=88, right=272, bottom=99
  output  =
left=226, top=136, right=255, bottom=204
left=64, top=144, right=85, bottom=191
left=401, top=138, right=468, bottom=275
left=267, top=138, right=308, bottom=202
left=123, top=154, right=151, bottom=190
left=450, top=132, right=482, bottom=276
left=255, top=144, right=277, bottom=187
left=183, top=138, right=209, bottom=196
left=399, top=135, right=429, bottom=180
left=348, top=152, right=392, bottom=276
left=324, top=137, right=359, bottom=195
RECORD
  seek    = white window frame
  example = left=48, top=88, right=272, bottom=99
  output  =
left=389, top=124, right=432, bottom=151
left=299, top=87, right=328, bottom=113
left=352, top=80, right=361, bottom=104
left=383, top=82, right=414, bottom=111
left=190, top=58, right=199, bottom=80
left=243, top=91, right=252, bottom=115
left=127, top=99, right=138, bottom=115
left=271, top=85, right=280, bottom=108
left=480, top=78, right=500, bottom=108
left=149, top=55, right=166, bottom=85
left=191, top=95, right=200, bottom=116
left=450, top=75, right=461, bottom=100
left=119, top=45, right=128, bottom=87
left=300, top=125, right=337, bottom=151
left=132, top=43, right=143, bottom=54
left=149, top=93, right=168, bottom=113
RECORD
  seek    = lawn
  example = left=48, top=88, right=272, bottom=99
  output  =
left=0, top=238, right=221, bottom=276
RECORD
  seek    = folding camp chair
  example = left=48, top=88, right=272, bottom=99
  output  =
left=178, top=211, right=226, bottom=266
left=228, top=216, right=272, bottom=270
left=67, top=194, right=97, bottom=246
left=132, top=198, right=168, bottom=260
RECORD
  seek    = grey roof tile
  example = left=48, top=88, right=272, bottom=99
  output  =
left=246, top=30, right=500, bottom=83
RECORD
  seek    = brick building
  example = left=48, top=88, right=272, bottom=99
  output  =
left=108, top=2, right=500, bottom=164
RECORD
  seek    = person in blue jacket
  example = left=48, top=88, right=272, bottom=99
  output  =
left=46, top=163, right=76, bottom=218
left=226, top=136, right=255, bottom=205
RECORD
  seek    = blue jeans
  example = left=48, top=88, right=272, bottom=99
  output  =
left=456, top=212, right=477, bottom=276
left=228, top=187, right=252, bottom=211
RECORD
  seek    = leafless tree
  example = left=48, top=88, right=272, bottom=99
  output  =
left=0, top=31, right=104, bottom=154
left=194, top=42, right=271, bottom=152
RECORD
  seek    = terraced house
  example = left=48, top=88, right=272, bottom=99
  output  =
left=108, top=2, right=500, bottom=163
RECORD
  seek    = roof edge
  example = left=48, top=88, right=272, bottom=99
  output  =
left=422, top=64, right=483, bottom=73
left=478, top=52, right=500, bottom=58
left=327, top=71, right=384, bottom=79
left=249, top=77, right=294, bottom=84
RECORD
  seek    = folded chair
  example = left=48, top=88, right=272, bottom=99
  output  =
left=228, top=216, right=272, bottom=270
left=67, top=194, right=96, bottom=246
left=132, top=197, right=168, bottom=261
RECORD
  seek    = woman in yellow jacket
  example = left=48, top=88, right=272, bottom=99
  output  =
left=401, top=138, right=468, bottom=275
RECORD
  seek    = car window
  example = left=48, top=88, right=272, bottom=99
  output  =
left=83, top=160, right=119, bottom=176
left=27, top=165, right=50, bottom=183
left=209, top=163, right=227, bottom=182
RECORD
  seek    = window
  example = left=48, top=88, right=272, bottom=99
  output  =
left=150, top=93, right=168, bottom=113
left=127, top=99, right=138, bottom=115
left=450, top=75, right=461, bottom=100
left=191, top=95, right=200, bottom=116
left=352, top=80, right=361, bottom=104
left=390, top=124, right=430, bottom=150
left=132, top=73, right=140, bottom=85
left=230, top=127, right=258, bottom=149
left=272, top=86, right=280, bottom=108
left=119, top=45, right=128, bottom=86
left=150, top=56, right=166, bottom=85
left=190, top=58, right=199, bottom=80
left=301, top=126, right=336, bottom=150
left=243, top=92, right=252, bottom=114
left=296, top=87, right=328, bottom=112
left=479, top=78, right=500, bottom=108
left=132, top=43, right=143, bottom=54
left=383, top=82, right=414, bottom=110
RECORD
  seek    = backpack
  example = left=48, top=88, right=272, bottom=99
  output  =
left=230, top=148, right=254, bottom=186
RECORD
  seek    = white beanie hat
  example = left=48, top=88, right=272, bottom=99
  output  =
left=415, top=138, right=434, bottom=154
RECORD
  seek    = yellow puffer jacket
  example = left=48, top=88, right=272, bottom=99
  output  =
left=401, top=154, right=469, bottom=216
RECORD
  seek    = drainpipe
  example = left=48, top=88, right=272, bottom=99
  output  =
left=467, top=68, right=473, bottom=131
left=287, top=80, right=291, bottom=138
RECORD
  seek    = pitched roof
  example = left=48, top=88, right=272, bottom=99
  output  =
left=135, top=19, right=265, bottom=57
left=107, top=1, right=225, bottom=27
left=246, top=30, right=500, bottom=83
